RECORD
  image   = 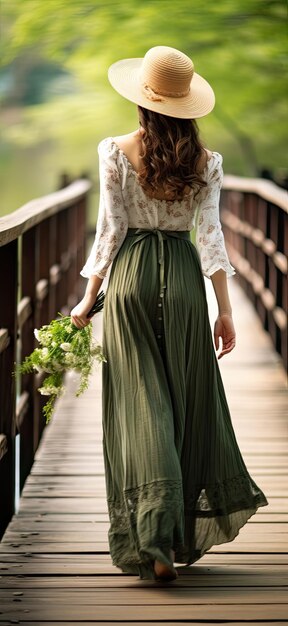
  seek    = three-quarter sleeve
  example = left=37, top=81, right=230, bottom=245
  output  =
left=80, top=138, right=128, bottom=279
left=194, top=152, right=236, bottom=279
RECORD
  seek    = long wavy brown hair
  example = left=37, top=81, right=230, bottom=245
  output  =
left=137, top=106, right=208, bottom=201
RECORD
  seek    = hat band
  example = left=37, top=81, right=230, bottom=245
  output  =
left=142, top=82, right=190, bottom=103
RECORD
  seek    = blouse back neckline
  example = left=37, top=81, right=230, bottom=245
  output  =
left=109, top=135, right=221, bottom=182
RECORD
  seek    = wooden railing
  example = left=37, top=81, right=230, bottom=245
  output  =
left=0, top=180, right=91, bottom=538
left=221, top=176, right=287, bottom=371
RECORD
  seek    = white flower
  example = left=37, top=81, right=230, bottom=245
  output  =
left=40, top=332, right=53, bottom=346
left=39, top=385, right=62, bottom=396
left=60, top=342, right=72, bottom=351
left=64, top=353, right=77, bottom=366
left=41, top=348, right=49, bottom=357
left=39, top=387, right=52, bottom=396
left=34, top=329, right=40, bottom=342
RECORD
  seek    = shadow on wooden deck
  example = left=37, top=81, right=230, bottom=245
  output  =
left=0, top=279, right=287, bottom=624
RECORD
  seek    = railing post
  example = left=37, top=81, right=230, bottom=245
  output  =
left=0, top=240, right=18, bottom=537
left=67, top=204, right=79, bottom=310
left=48, top=215, right=58, bottom=321
left=36, top=221, right=50, bottom=328
left=33, top=222, right=50, bottom=448
left=56, top=209, right=69, bottom=314
left=19, top=228, right=37, bottom=489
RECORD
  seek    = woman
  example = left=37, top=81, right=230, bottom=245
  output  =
left=71, top=46, right=268, bottom=582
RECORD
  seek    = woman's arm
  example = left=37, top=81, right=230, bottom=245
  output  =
left=71, top=138, right=128, bottom=329
left=71, top=275, right=103, bottom=329
left=211, top=268, right=236, bottom=360
left=194, top=152, right=236, bottom=359
left=211, top=268, right=232, bottom=316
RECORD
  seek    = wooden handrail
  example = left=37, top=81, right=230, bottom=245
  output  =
left=223, top=175, right=288, bottom=213
left=0, top=180, right=91, bottom=246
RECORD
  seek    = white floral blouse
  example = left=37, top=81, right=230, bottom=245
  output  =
left=80, top=137, right=235, bottom=280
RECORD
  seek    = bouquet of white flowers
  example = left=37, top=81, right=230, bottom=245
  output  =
left=18, top=292, right=106, bottom=423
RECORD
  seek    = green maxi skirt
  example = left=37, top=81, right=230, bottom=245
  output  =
left=102, top=228, right=268, bottom=580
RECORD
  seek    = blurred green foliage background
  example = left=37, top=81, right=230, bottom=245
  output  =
left=0, top=0, right=287, bottom=223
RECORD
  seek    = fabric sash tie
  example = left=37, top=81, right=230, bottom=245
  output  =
left=126, top=228, right=190, bottom=298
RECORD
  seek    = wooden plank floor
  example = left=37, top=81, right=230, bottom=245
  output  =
left=0, top=279, right=287, bottom=624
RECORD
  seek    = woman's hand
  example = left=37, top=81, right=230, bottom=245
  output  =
left=214, top=313, right=236, bottom=360
left=70, top=293, right=96, bottom=329
left=71, top=275, right=104, bottom=329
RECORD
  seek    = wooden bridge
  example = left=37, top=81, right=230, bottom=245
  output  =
left=0, top=174, right=287, bottom=623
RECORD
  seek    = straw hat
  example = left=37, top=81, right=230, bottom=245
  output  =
left=108, top=46, right=215, bottom=119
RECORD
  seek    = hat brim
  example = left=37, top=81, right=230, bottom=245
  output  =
left=108, top=58, right=215, bottom=119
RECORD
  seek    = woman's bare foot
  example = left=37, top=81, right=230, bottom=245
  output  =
left=154, top=549, right=178, bottom=581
